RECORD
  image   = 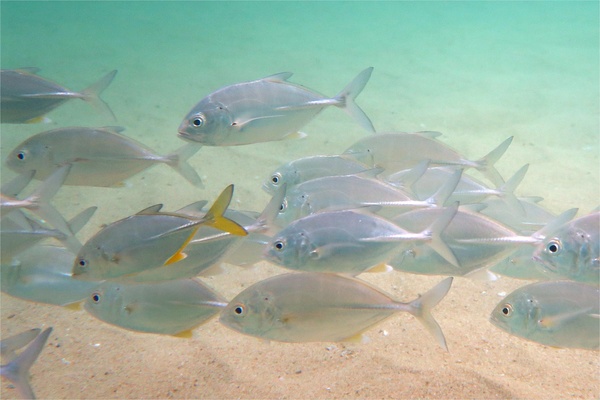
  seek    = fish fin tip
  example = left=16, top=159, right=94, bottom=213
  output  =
left=172, top=329, right=194, bottom=339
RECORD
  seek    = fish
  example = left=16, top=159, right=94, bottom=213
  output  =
left=177, top=68, right=375, bottom=145
left=1, top=327, right=52, bottom=399
left=6, top=126, right=204, bottom=188
left=1, top=165, right=73, bottom=236
left=387, top=206, right=577, bottom=278
left=84, top=278, right=227, bottom=336
left=264, top=205, right=458, bottom=275
left=220, top=272, right=453, bottom=350
left=262, top=155, right=371, bottom=195
left=119, top=185, right=283, bottom=283
left=343, top=132, right=513, bottom=187
left=1, top=68, right=117, bottom=123
left=72, top=184, right=247, bottom=281
left=490, top=281, right=600, bottom=349
left=1, top=245, right=101, bottom=306
left=533, top=211, right=600, bottom=285
left=1, top=206, right=96, bottom=264
left=1, top=329, right=40, bottom=361
left=275, top=169, right=460, bottom=226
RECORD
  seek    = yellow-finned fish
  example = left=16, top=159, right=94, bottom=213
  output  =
left=72, top=184, right=247, bottom=281
left=220, top=272, right=453, bottom=350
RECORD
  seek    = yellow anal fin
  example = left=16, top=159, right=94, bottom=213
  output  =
left=164, top=227, right=198, bottom=266
left=63, top=301, right=83, bottom=311
left=172, top=329, right=193, bottom=339
left=365, top=263, right=393, bottom=273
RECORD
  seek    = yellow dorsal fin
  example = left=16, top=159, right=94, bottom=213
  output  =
left=202, top=185, right=247, bottom=236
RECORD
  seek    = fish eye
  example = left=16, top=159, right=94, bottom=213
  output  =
left=78, top=258, right=88, bottom=267
left=191, top=115, right=205, bottom=127
left=546, top=240, right=561, bottom=254
left=501, top=304, right=513, bottom=317
left=233, top=304, right=246, bottom=316
left=274, top=240, right=285, bottom=251
left=16, top=151, right=26, bottom=161
left=91, top=292, right=102, bottom=304
left=271, top=173, right=282, bottom=185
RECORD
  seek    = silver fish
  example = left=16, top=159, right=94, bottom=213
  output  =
left=1, top=206, right=96, bottom=264
left=84, top=279, right=227, bottom=336
left=1, top=327, right=52, bottom=399
left=262, top=155, right=371, bottom=195
left=72, top=185, right=247, bottom=281
left=343, top=132, right=512, bottom=186
left=1, top=165, right=73, bottom=236
left=220, top=272, right=453, bottom=350
left=533, top=211, right=599, bottom=285
left=6, top=126, right=204, bottom=187
left=264, top=205, right=458, bottom=275
left=276, top=170, right=459, bottom=226
left=490, top=281, right=599, bottom=349
left=178, top=68, right=375, bottom=145
left=1, top=67, right=116, bottom=123
left=2, top=245, right=100, bottom=306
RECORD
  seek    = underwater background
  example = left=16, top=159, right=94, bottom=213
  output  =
left=1, top=1, right=598, bottom=398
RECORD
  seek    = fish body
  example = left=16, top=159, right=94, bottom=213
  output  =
left=343, top=132, right=512, bottom=186
left=1, top=68, right=116, bottom=123
left=388, top=206, right=528, bottom=276
left=1, top=245, right=100, bottom=306
left=533, top=211, right=600, bottom=285
left=265, top=207, right=457, bottom=274
left=84, top=279, right=226, bottom=335
left=6, top=126, right=203, bottom=187
left=262, top=155, right=371, bottom=195
left=277, top=174, right=431, bottom=226
left=220, top=272, right=452, bottom=349
left=178, top=68, right=375, bottom=145
left=490, top=281, right=600, bottom=349
left=72, top=185, right=247, bottom=281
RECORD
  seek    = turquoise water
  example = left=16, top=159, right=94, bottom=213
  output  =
left=1, top=1, right=598, bottom=399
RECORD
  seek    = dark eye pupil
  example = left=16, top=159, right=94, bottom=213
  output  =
left=548, top=243, right=559, bottom=253
left=79, top=259, right=86, bottom=266
left=192, top=118, right=203, bottom=126
left=272, top=176, right=279, bottom=184
left=502, top=307, right=509, bottom=315
left=92, top=294, right=101, bottom=303
left=234, top=306, right=243, bottom=315
left=17, top=152, right=25, bottom=160
left=275, top=241, right=284, bottom=250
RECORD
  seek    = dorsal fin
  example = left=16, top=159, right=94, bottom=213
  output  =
left=262, top=72, right=293, bottom=82
left=136, top=204, right=163, bottom=215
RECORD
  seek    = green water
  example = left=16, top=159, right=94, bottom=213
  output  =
left=1, top=2, right=599, bottom=399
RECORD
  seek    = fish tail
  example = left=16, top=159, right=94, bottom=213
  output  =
left=423, top=202, right=460, bottom=268
left=0, top=327, right=52, bottom=400
left=424, top=168, right=462, bottom=207
left=407, top=277, right=453, bottom=351
left=27, top=165, right=73, bottom=236
left=249, top=183, right=287, bottom=234
left=165, top=143, right=204, bottom=188
left=202, top=185, right=247, bottom=236
left=334, top=67, right=376, bottom=133
left=80, top=70, right=118, bottom=121
left=474, top=136, right=513, bottom=187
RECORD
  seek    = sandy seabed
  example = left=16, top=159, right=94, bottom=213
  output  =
left=1, top=2, right=599, bottom=399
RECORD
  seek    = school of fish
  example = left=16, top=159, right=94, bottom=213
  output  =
left=1, top=67, right=598, bottom=398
